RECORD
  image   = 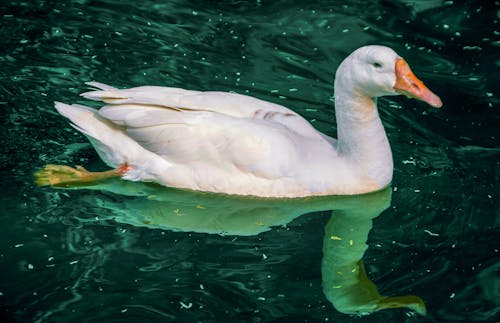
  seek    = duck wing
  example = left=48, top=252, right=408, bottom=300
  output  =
left=83, top=82, right=336, bottom=180
left=82, top=81, right=323, bottom=139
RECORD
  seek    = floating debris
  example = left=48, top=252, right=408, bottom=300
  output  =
left=402, top=159, right=417, bottom=165
left=180, top=301, right=192, bottom=309
left=462, top=45, right=482, bottom=51
left=424, top=229, right=440, bottom=236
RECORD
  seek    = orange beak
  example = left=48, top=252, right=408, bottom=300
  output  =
left=393, top=58, right=442, bottom=108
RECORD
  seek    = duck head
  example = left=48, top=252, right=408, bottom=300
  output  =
left=336, top=45, right=442, bottom=108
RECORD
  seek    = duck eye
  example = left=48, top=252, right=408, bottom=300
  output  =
left=372, top=62, right=382, bottom=68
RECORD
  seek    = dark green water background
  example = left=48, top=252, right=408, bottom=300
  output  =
left=1, top=0, right=499, bottom=322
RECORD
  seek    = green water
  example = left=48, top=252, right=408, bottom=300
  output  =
left=1, top=0, right=498, bottom=322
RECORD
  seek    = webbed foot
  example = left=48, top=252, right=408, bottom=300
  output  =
left=34, top=164, right=121, bottom=188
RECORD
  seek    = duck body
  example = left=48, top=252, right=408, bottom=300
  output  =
left=53, top=46, right=441, bottom=197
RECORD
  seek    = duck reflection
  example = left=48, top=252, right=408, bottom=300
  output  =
left=55, top=179, right=425, bottom=316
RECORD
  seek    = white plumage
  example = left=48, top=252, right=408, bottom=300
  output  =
left=53, top=45, right=441, bottom=197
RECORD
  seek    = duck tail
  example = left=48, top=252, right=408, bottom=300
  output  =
left=80, top=81, right=131, bottom=104
left=54, top=102, right=125, bottom=167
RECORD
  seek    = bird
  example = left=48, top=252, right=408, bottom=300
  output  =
left=35, top=45, right=442, bottom=198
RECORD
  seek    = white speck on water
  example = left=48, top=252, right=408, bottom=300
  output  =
left=450, top=292, right=455, bottom=299
left=48, top=256, right=54, bottom=261
left=121, top=308, right=127, bottom=313
left=257, top=297, right=266, bottom=301
left=342, top=29, right=349, bottom=33
left=424, top=229, right=440, bottom=236
left=288, top=88, right=298, bottom=92
left=443, top=24, right=450, bottom=29
left=192, top=11, right=198, bottom=16
left=463, top=45, right=482, bottom=51
left=69, top=260, right=78, bottom=265
left=27, top=264, right=34, bottom=270
left=180, top=301, right=192, bottom=309
left=262, top=253, right=268, bottom=260
left=402, top=159, right=417, bottom=165
left=414, top=189, right=421, bottom=193
left=14, top=244, right=24, bottom=248
left=114, top=31, right=123, bottom=36
left=389, top=102, right=403, bottom=110
left=200, top=284, right=204, bottom=290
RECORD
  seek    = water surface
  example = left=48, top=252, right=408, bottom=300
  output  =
left=1, top=0, right=498, bottom=322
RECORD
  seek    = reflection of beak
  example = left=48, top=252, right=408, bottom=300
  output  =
left=393, top=58, right=442, bottom=108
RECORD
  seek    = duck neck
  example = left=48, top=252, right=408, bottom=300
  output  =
left=334, top=88, right=393, bottom=187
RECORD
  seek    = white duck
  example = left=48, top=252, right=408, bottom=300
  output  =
left=36, top=45, right=442, bottom=197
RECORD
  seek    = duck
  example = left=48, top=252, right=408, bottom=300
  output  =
left=35, top=45, right=442, bottom=197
